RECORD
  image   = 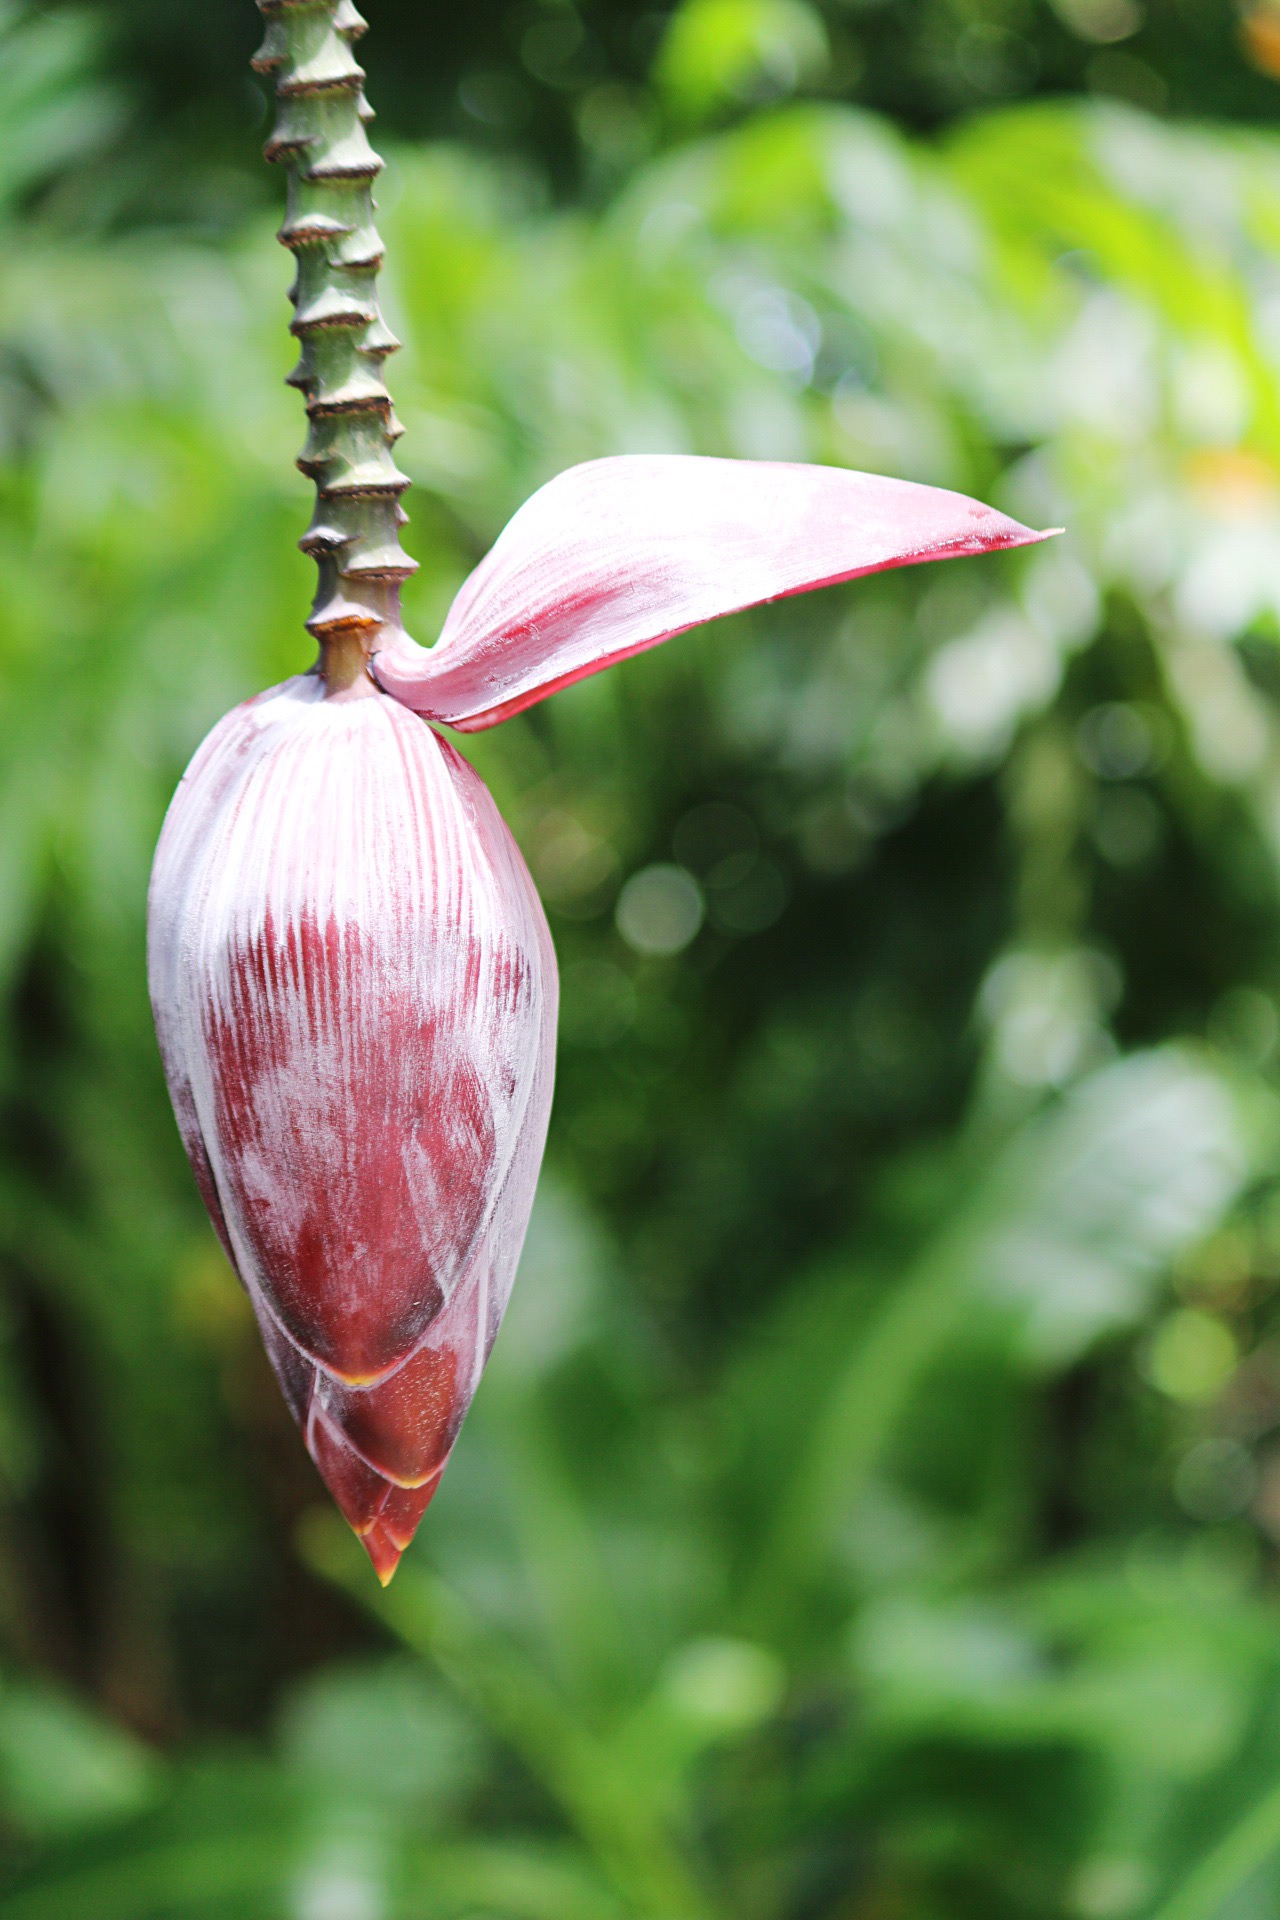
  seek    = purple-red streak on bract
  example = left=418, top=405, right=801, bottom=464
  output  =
left=148, top=454, right=1054, bottom=1582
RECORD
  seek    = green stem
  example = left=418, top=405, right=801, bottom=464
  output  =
left=1150, top=1778, right=1280, bottom=1920
left=378, top=1570, right=713, bottom=1920
left=741, top=1250, right=966, bottom=1635
left=0, top=1836, right=293, bottom=1920
left=252, top=0, right=416, bottom=690
left=300, top=1517, right=714, bottom=1920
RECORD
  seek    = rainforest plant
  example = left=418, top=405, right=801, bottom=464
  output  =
left=145, top=0, right=1049, bottom=1583
left=10, top=1, right=1280, bottom=1911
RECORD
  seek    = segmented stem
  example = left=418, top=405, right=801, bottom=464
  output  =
left=253, top=0, right=415, bottom=685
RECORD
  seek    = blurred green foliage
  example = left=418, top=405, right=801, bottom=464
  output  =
left=11, top=1, right=1280, bottom=1916
left=22, top=0, right=1280, bottom=219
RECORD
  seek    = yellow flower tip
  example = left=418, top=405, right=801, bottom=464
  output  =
left=359, top=1518, right=404, bottom=1587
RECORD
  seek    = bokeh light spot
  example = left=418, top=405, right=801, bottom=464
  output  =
left=1147, top=1309, right=1238, bottom=1403
left=616, top=863, right=705, bottom=955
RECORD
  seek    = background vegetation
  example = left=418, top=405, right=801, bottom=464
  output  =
left=8, top=0, right=1280, bottom=1914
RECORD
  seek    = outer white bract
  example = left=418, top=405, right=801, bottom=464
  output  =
left=149, top=674, right=557, bottom=1582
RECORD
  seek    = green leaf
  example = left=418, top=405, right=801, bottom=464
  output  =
left=748, top=1051, right=1260, bottom=1625
left=654, top=0, right=829, bottom=124
left=0, top=1681, right=160, bottom=1837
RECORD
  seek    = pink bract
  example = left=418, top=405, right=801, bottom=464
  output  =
left=149, top=456, right=1050, bottom=1581
left=371, top=456, right=1048, bottom=727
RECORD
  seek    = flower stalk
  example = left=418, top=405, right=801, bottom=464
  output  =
left=252, top=0, right=415, bottom=690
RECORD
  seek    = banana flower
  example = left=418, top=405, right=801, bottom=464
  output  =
left=148, top=0, right=1049, bottom=1583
